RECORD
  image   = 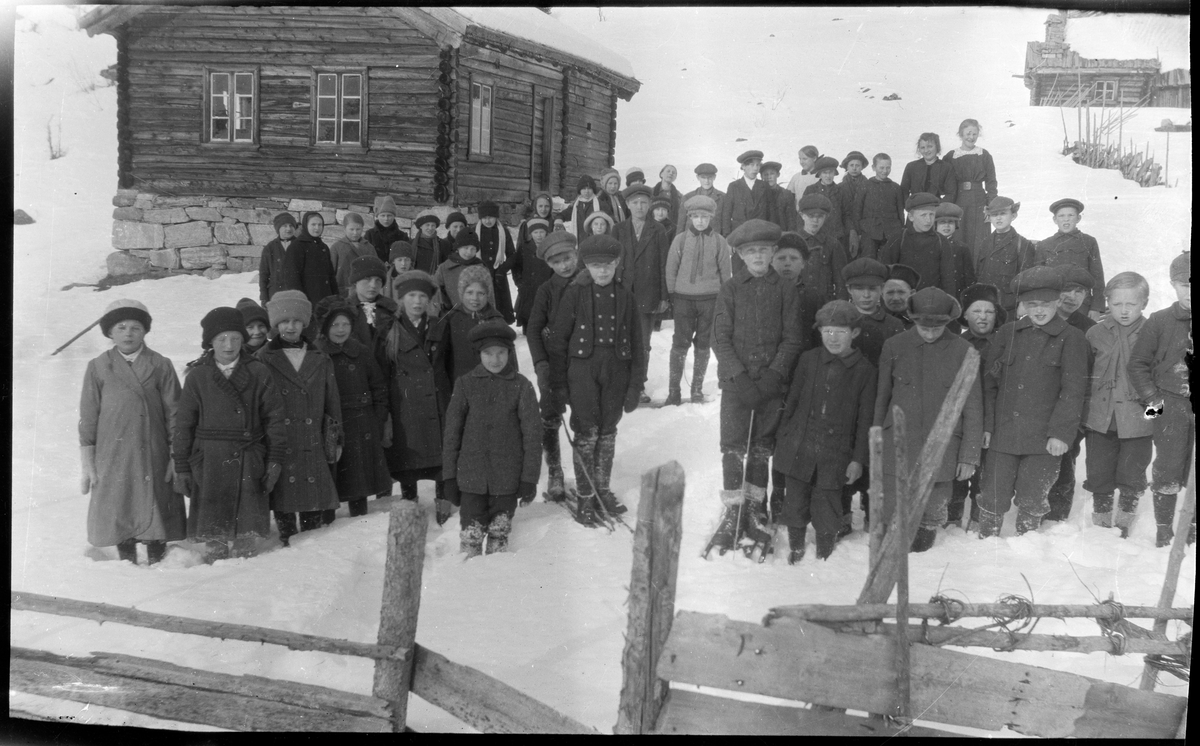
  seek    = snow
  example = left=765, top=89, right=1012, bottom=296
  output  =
left=1065, top=13, right=1191, bottom=72
left=10, top=5, right=1193, bottom=735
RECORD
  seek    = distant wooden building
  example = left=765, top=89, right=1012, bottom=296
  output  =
left=1153, top=68, right=1190, bottom=108
left=1024, top=12, right=1160, bottom=107
left=78, top=5, right=640, bottom=275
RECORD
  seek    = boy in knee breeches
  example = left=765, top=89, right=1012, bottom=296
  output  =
left=548, top=235, right=648, bottom=520
left=978, top=266, right=1088, bottom=537
left=712, top=219, right=804, bottom=553
left=1128, top=251, right=1194, bottom=547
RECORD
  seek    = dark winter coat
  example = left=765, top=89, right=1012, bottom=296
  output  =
left=797, top=229, right=849, bottom=305
left=315, top=337, right=392, bottom=498
left=1033, top=229, right=1107, bottom=314
left=947, top=237, right=978, bottom=294
left=547, top=270, right=648, bottom=392
left=410, top=234, right=445, bottom=276
left=944, top=149, right=997, bottom=256
left=880, top=227, right=961, bottom=298
left=560, top=195, right=602, bottom=237
left=330, top=237, right=376, bottom=296
left=282, top=226, right=339, bottom=305
left=717, top=178, right=772, bottom=237
left=774, top=347, right=876, bottom=488
left=1085, top=316, right=1152, bottom=438
left=974, top=228, right=1035, bottom=315
left=343, top=287, right=398, bottom=371
left=442, top=363, right=542, bottom=495
left=854, top=177, right=905, bottom=243
left=599, top=190, right=629, bottom=225
left=652, top=182, right=684, bottom=229
left=517, top=208, right=557, bottom=248
left=875, top=327, right=984, bottom=482
left=856, top=306, right=907, bottom=369
left=527, top=270, right=578, bottom=368
left=255, top=340, right=342, bottom=513
left=712, top=267, right=804, bottom=387
left=675, top=186, right=725, bottom=235
left=436, top=302, right=507, bottom=384
left=385, top=316, right=452, bottom=474
left=432, top=253, right=485, bottom=311
left=899, top=158, right=958, bottom=204
left=259, top=238, right=291, bottom=304
left=767, top=184, right=798, bottom=233
left=79, top=346, right=184, bottom=546
left=983, top=315, right=1089, bottom=454
left=365, top=221, right=408, bottom=264
left=174, top=353, right=287, bottom=541
left=612, top=218, right=671, bottom=314
left=511, top=238, right=555, bottom=328
left=840, top=172, right=870, bottom=232
left=1128, top=302, right=1192, bottom=403
left=475, top=223, right=516, bottom=322
left=803, top=180, right=854, bottom=240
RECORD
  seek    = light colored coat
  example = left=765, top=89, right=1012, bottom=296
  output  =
left=1086, top=316, right=1153, bottom=438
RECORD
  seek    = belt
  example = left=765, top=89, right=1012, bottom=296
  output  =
left=960, top=181, right=983, bottom=190
left=196, top=427, right=263, bottom=443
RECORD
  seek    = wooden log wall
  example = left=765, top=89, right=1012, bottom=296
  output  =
left=1032, top=72, right=1155, bottom=107
left=122, top=6, right=442, bottom=205
left=563, top=67, right=616, bottom=195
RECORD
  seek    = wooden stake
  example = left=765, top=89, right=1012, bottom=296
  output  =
left=616, top=461, right=685, bottom=734
left=1139, top=461, right=1195, bottom=691
left=51, top=318, right=101, bottom=356
left=372, top=500, right=427, bottom=732
left=766, top=602, right=1192, bottom=623
left=867, top=426, right=884, bottom=566
left=1164, top=129, right=1170, bottom=186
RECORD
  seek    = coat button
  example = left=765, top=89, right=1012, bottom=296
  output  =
left=284, top=419, right=291, bottom=424
left=289, top=476, right=296, bottom=483
left=244, top=431, right=251, bottom=437
left=286, top=448, right=293, bottom=454
left=306, top=418, right=313, bottom=424
left=308, top=477, right=315, bottom=483
left=349, top=364, right=356, bottom=371
left=144, top=475, right=151, bottom=481
left=283, top=389, right=289, bottom=394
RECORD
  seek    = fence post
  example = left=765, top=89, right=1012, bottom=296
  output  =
left=1140, top=461, right=1195, bottom=691
left=373, top=500, right=427, bottom=732
left=615, top=461, right=686, bottom=734
left=867, top=426, right=885, bottom=567
left=890, top=411, right=912, bottom=723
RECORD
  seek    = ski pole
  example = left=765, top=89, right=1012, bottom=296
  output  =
left=51, top=317, right=102, bottom=356
left=562, top=420, right=632, bottom=532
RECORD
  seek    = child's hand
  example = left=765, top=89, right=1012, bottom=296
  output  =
left=261, top=462, right=282, bottom=494
left=845, top=461, right=863, bottom=484
left=982, top=432, right=991, bottom=449
left=164, top=461, right=176, bottom=485
left=381, top=417, right=393, bottom=448
left=518, top=481, right=537, bottom=506
left=623, top=388, right=641, bottom=413
left=535, top=361, right=551, bottom=392
left=1045, top=438, right=1069, bottom=457
left=955, top=463, right=976, bottom=481
left=80, top=445, right=96, bottom=495
left=174, top=472, right=194, bottom=497
left=655, top=300, right=670, bottom=314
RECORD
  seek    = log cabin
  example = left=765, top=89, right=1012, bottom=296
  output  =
left=78, top=5, right=640, bottom=275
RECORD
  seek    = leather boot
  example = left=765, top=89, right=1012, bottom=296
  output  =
left=460, top=522, right=485, bottom=558
left=1113, top=490, right=1139, bottom=538
left=703, top=491, right=744, bottom=558
left=1153, top=492, right=1177, bottom=548
left=400, top=481, right=418, bottom=502
left=572, top=428, right=600, bottom=523
left=815, top=532, right=837, bottom=560
left=594, top=432, right=627, bottom=515
left=977, top=509, right=1003, bottom=538
left=691, top=348, right=710, bottom=403
left=486, top=513, right=512, bottom=554
left=299, top=511, right=324, bottom=532
left=275, top=511, right=298, bottom=546
left=1114, top=510, right=1137, bottom=538
left=543, top=420, right=565, bottom=502
left=1015, top=511, right=1042, bottom=536
left=145, top=541, right=167, bottom=565
left=1091, top=491, right=1115, bottom=527
left=348, top=498, right=368, bottom=517
left=768, top=468, right=786, bottom=525
left=116, top=539, right=138, bottom=564
left=665, top=347, right=686, bottom=406
left=722, top=450, right=745, bottom=491
left=787, top=525, right=806, bottom=565
left=910, top=525, right=937, bottom=553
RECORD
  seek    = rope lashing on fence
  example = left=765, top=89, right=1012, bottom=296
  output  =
left=929, top=594, right=967, bottom=625
left=990, top=593, right=1039, bottom=651
left=1095, top=598, right=1131, bottom=656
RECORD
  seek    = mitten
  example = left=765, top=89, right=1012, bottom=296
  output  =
left=442, top=478, right=461, bottom=506
left=518, top=481, right=538, bottom=506
left=80, top=446, right=97, bottom=495
left=434, top=499, right=454, bottom=526
left=734, top=372, right=762, bottom=409
left=756, top=369, right=783, bottom=400
left=623, top=388, right=641, bottom=413
left=553, top=387, right=569, bottom=411
left=535, top=361, right=551, bottom=393
left=261, top=462, right=282, bottom=494
left=381, top=416, right=393, bottom=448
left=174, top=472, right=194, bottom=497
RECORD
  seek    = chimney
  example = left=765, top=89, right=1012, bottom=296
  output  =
left=1045, top=12, right=1066, bottom=44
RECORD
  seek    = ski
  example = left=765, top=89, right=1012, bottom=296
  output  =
left=701, top=502, right=744, bottom=559
left=558, top=489, right=615, bottom=532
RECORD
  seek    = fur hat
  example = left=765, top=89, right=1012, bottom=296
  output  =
left=314, top=296, right=357, bottom=337
left=812, top=156, right=840, bottom=174
left=393, top=270, right=436, bottom=299
left=1170, top=251, right=1190, bottom=283
left=1058, top=265, right=1094, bottom=290
left=907, top=287, right=961, bottom=326
left=984, top=196, right=1020, bottom=215
left=200, top=306, right=246, bottom=349
left=375, top=196, right=397, bottom=216
left=1049, top=198, right=1084, bottom=215
left=814, top=300, right=861, bottom=330
left=736, top=149, right=764, bottom=165
left=100, top=299, right=152, bottom=338
left=694, top=163, right=717, bottom=176
left=586, top=211, right=615, bottom=233
left=841, top=151, right=868, bottom=169
left=389, top=241, right=416, bottom=262
left=841, top=258, right=889, bottom=286
left=236, top=297, right=269, bottom=329
left=651, top=194, right=672, bottom=211
left=625, top=167, right=645, bottom=185
left=525, top=217, right=551, bottom=235
left=599, top=168, right=621, bottom=190
left=457, top=264, right=495, bottom=308
left=538, top=231, right=577, bottom=262
left=935, top=202, right=964, bottom=222
left=904, top=192, right=941, bottom=212
left=266, top=290, right=313, bottom=328
left=414, top=213, right=441, bottom=230
left=454, top=230, right=480, bottom=251
left=446, top=211, right=468, bottom=229
left=776, top=232, right=811, bottom=261
left=469, top=320, right=516, bottom=352
left=797, top=193, right=833, bottom=215
left=273, top=212, right=298, bottom=232
left=683, top=194, right=718, bottom=216
left=887, top=264, right=921, bottom=290
left=578, top=235, right=622, bottom=264
left=728, top=219, right=782, bottom=251
left=959, top=283, right=1007, bottom=327
left=577, top=175, right=597, bottom=193
left=761, top=161, right=783, bottom=175
left=478, top=200, right=500, bottom=219
left=342, top=211, right=365, bottom=228
left=1011, top=266, right=1063, bottom=303
left=350, top=256, right=388, bottom=285
left=623, top=184, right=653, bottom=203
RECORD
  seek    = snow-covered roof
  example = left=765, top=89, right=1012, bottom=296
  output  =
left=1065, top=13, right=1190, bottom=71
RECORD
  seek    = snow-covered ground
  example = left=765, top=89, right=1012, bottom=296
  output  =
left=10, top=5, right=1193, bottom=734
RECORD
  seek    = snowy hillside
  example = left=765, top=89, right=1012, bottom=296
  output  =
left=10, top=5, right=1193, bottom=734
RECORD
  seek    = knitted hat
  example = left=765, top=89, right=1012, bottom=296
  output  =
left=841, top=258, right=889, bottom=286
left=538, top=231, right=578, bottom=263
left=577, top=175, right=597, bottom=193
left=446, top=211, right=468, bottom=229
left=1169, top=251, right=1190, bottom=283
left=797, top=193, right=833, bottom=215
left=761, top=161, right=783, bottom=175
left=1049, top=198, right=1084, bottom=215
left=908, top=287, right=961, bottom=326
left=100, top=299, right=152, bottom=338
left=599, top=168, right=621, bottom=190
left=578, top=235, right=623, bottom=264
left=651, top=194, right=672, bottom=211
left=728, top=219, right=782, bottom=251
left=350, top=256, right=388, bottom=285
left=393, top=270, right=436, bottom=299
left=389, top=241, right=416, bottom=262
left=1011, top=266, right=1063, bottom=303
left=959, top=283, right=1007, bottom=327
left=814, top=300, right=861, bottom=330
left=478, top=200, right=500, bottom=219
left=625, top=167, right=645, bottom=185
left=314, top=295, right=357, bottom=337
left=904, top=192, right=941, bottom=212
left=984, top=196, right=1020, bottom=215
left=200, top=306, right=246, bottom=349
left=266, top=290, right=313, bottom=327
left=812, top=156, right=840, bottom=174
left=935, top=202, right=964, bottom=222
left=736, top=149, right=764, bottom=165
left=623, top=184, right=653, bottom=202
left=414, top=213, right=441, bottom=230
left=586, top=211, right=615, bottom=233
left=841, top=151, right=868, bottom=169
left=1058, top=265, right=1094, bottom=290
left=776, top=232, right=811, bottom=261
left=683, top=194, right=717, bottom=216
left=525, top=217, right=551, bottom=235
left=457, top=264, right=495, bottom=307
left=236, top=297, right=270, bottom=329
left=887, top=264, right=921, bottom=290
left=454, top=230, right=480, bottom=251
left=342, top=211, right=365, bottom=228
left=273, top=212, right=298, bottom=232
left=376, top=196, right=397, bottom=216
left=694, top=163, right=717, bottom=176
left=469, top=320, right=516, bottom=352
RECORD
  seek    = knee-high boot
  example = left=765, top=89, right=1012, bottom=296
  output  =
left=691, top=348, right=711, bottom=403
left=572, top=428, right=600, bottom=521
left=543, top=419, right=565, bottom=501
left=594, top=432, right=627, bottom=515
left=666, top=347, right=687, bottom=406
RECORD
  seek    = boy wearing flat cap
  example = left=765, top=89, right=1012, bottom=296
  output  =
left=548, top=235, right=648, bottom=522
left=1056, top=266, right=1098, bottom=335
left=934, top=202, right=978, bottom=293
left=707, top=219, right=804, bottom=559
left=760, top=160, right=798, bottom=233
left=883, top=264, right=920, bottom=328
left=677, top=162, right=726, bottom=236
left=875, top=287, right=983, bottom=551
left=974, top=196, right=1035, bottom=320
left=718, top=150, right=772, bottom=238
left=978, top=266, right=1088, bottom=538
left=1035, top=198, right=1105, bottom=319
left=854, top=153, right=905, bottom=260
left=528, top=231, right=582, bottom=502
left=880, top=192, right=962, bottom=299
left=840, top=151, right=870, bottom=254
left=802, top=156, right=854, bottom=247
left=613, top=183, right=671, bottom=402
left=794, top=193, right=850, bottom=309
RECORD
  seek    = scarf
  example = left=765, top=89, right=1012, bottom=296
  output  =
left=565, top=195, right=603, bottom=238
left=479, top=223, right=510, bottom=271
left=360, top=301, right=377, bottom=326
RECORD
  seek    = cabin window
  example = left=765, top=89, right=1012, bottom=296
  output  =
left=470, top=81, right=493, bottom=156
left=1095, top=80, right=1118, bottom=103
left=314, top=70, right=366, bottom=146
left=205, top=70, right=258, bottom=144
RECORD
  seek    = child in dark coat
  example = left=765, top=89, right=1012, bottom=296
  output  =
left=795, top=194, right=849, bottom=308
left=899, top=133, right=957, bottom=205
left=774, top=300, right=876, bottom=563
left=1128, top=251, right=1194, bottom=547
left=411, top=214, right=445, bottom=275
left=934, top=202, right=977, bottom=294
left=883, top=263, right=920, bottom=328
left=260, top=212, right=296, bottom=304
left=802, top=156, right=853, bottom=246
left=436, top=264, right=507, bottom=384
left=433, top=230, right=485, bottom=313
left=330, top=212, right=375, bottom=295
left=548, top=235, right=649, bottom=521
left=528, top=231, right=581, bottom=502
left=880, top=192, right=961, bottom=299
left=510, top=217, right=553, bottom=331
left=839, top=151, right=869, bottom=256
left=283, top=212, right=339, bottom=309
left=1035, top=198, right=1106, bottom=319
left=718, top=150, right=772, bottom=239
left=365, top=196, right=408, bottom=264
left=473, top=200, right=516, bottom=324
left=652, top=164, right=684, bottom=230
left=237, top=297, right=271, bottom=356
left=442, top=322, right=541, bottom=557
left=344, top=256, right=399, bottom=368
left=612, top=183, right=671, bottom=403
left=383, top=241, right=416, bottom=303
left=974, top=196, right=1035, bottom=320
left=854, top=154, right=905, bottom=260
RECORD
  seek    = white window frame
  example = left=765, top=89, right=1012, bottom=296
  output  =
left=313, top=69, right=366, bottom=147
left=470, top=79, right=494, bottom=157
left=204, top=68, right=258, bottom=144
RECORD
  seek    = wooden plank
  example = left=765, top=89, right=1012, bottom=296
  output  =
left=657, top=612, right=1187, bottom=738
left=9, top=647, right=390, bottom=732
left=1141, top=460, right=1195, bottom=690
left=765, top=602, right=1194, bottom=623
left=372, top=500, right=427, bottom=731
left=10, top=591, right=405, bottom=662
left=867, top=426, right=885, bottom=565
left=866, top=622, right=1188, bottom=656
left=652, top=688, right=958, bottom=737
left=615, top=462, right=686, bottom=734
left=409, top=644, right=596, bottom=734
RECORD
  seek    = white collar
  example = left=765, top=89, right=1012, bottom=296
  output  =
left=216, top=357, right=239, bottom=373
left=743, top=176, right=758, bottom=189
left=118, top=346, right=143, bottom=363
